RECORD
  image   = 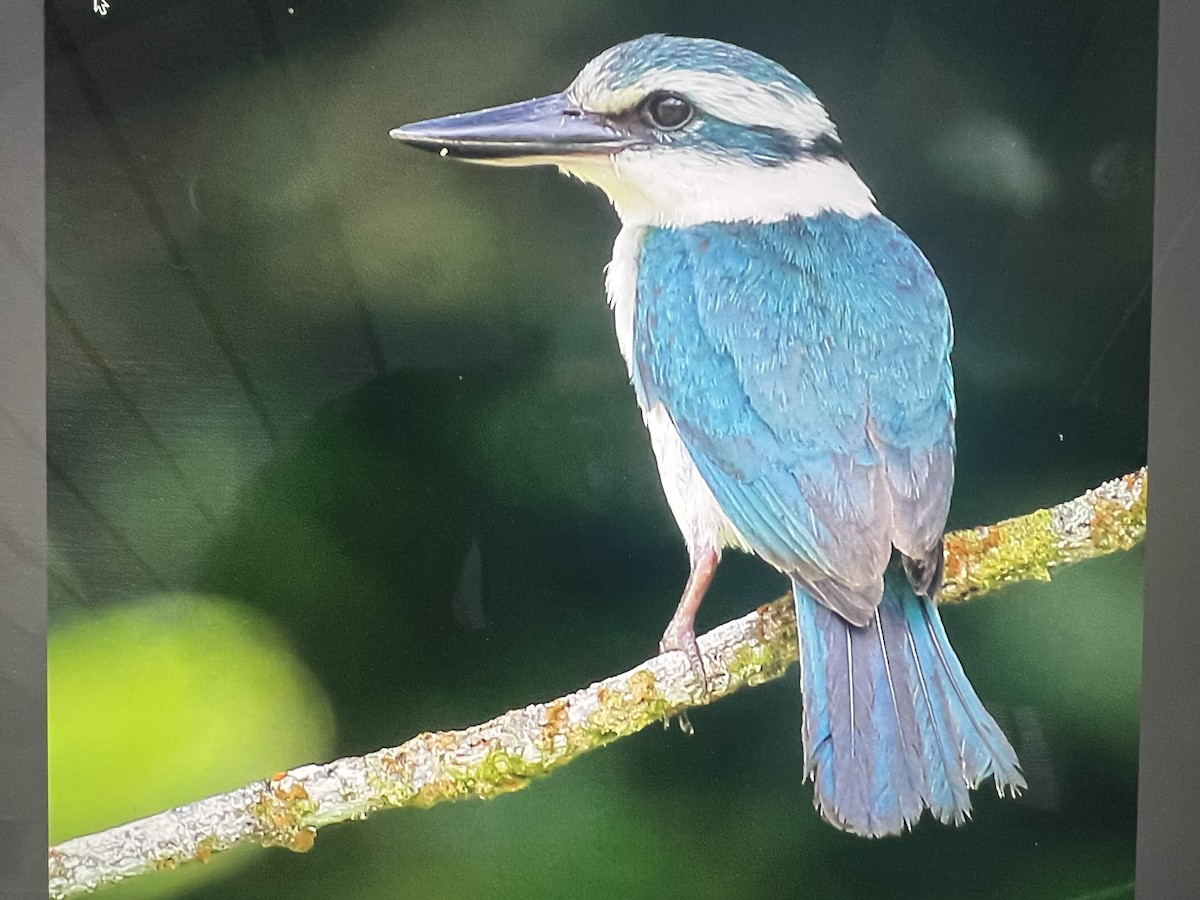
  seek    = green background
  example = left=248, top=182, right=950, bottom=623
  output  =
left=46, top=0, right=1152, bottom=897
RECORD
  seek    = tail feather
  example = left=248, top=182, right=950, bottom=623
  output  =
left=871, top=609, right=930, bottom=830
left=795, top=567, right=1024, bottom=837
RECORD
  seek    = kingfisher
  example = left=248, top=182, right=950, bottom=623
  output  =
left=391, top=34, right=1024, bottom=837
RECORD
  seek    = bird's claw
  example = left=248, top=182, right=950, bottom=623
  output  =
left=659, top=621, right=710, bottom=697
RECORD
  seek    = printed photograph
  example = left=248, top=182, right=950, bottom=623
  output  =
left=46, top=2, right=1153, bottom=897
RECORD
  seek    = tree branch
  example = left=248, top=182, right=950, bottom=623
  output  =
left=48, top=468, right=1147, bottom=899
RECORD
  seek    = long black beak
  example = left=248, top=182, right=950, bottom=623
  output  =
left=390, top=91, right=629, bottom=162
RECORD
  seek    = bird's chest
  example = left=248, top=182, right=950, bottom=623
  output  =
left=605, top=224, right=749, bottom=555
left=604, top=225, right=643, bottom=385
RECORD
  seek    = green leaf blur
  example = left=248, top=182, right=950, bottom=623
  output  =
left=49, top=594, right=335, bottom=894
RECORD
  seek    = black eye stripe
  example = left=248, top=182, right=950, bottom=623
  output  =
left=640, top=91, right=694, bottom=131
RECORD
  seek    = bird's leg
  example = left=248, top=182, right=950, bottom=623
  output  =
left=659, top=546, right=719, bottom=699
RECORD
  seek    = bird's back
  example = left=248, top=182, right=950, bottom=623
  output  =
left=631, top=211, right=955, bottom=619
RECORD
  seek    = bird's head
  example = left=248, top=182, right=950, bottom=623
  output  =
left=391, top=35, right=875, bottom=226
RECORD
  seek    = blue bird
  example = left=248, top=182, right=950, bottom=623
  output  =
left=391, top=34, right=1024, bottom=836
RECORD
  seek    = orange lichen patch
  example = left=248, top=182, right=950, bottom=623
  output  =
left=944, top=525, right=1003, bottom=577
left=397, top=744, right=543, bottom=807
left=365, top=750, right=424, bottom=809
left=538, top=698, right=571, bottom=752
left=586, top=668, right=673, bottom=740
left=626, top=669, right=658, bottom=704
left=407, top=776, right=468, bottom=808
left=754, top=595, right=799, bottom=644
left=272, top=779, right=310, bottom=803
left=377, top=751, right=403, bottom=774
left=1123, top=470, right=1142, bottom=491
left=941, top=469, right=1146, bottom=604
left=942, top=532, right=973, bottom=582
left=289, top=827, right=317, bottom=853
left=195, top=835, right=218, bottom=863
left=941, top=510, right=1056, bottom=603
left=1087, top=472, right=1147, bottom=554
left=251, top=773, right=320, bottom=852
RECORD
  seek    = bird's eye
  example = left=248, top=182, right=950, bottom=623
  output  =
left=641, top=92, right=694, bottom=131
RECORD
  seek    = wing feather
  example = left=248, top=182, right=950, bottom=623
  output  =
left=633, top=213, right=954, bottom=614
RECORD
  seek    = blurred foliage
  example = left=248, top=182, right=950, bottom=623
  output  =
left=47, top=0, right=1151, bottom=897
left=48, top=593, right=334, bottom=896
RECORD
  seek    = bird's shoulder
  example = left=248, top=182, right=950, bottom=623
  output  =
left=636, top=213, right=951, bottom=343
left=632, top=212, right=954, bottom=447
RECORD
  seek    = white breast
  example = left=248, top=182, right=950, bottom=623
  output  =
left=605, top=226, right=750, bottom=562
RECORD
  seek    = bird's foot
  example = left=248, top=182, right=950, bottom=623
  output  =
left=657, top=548, right=718, bottom=731
left=659, top=619, right=710, bottom=699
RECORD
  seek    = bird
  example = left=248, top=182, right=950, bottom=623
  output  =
left=390, top=34, right=1024, bottom=837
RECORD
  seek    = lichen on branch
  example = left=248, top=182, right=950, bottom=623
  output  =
left=941, top=468, right=1146, bottom=602
left=47, top=468, right=1147, bottom=899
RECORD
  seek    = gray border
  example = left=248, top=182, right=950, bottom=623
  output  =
left=0, top=0, right=46, bottom=896
left=1137, top=0, right=1200, bottom=896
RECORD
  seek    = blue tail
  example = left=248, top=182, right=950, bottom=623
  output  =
left=794, top=566, right=1024, bottom=836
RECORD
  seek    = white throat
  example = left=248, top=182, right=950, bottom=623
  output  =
left=564, top=150, right=877, bottom=227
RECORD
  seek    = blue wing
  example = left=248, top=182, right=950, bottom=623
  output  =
left=633, top=213, right=954, bottom=624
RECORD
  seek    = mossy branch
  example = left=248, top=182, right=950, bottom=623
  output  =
left=47, top=468, right=1147, bottom=899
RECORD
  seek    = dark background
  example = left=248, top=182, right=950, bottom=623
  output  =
left=45, top=1, right=1153, bottom=897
